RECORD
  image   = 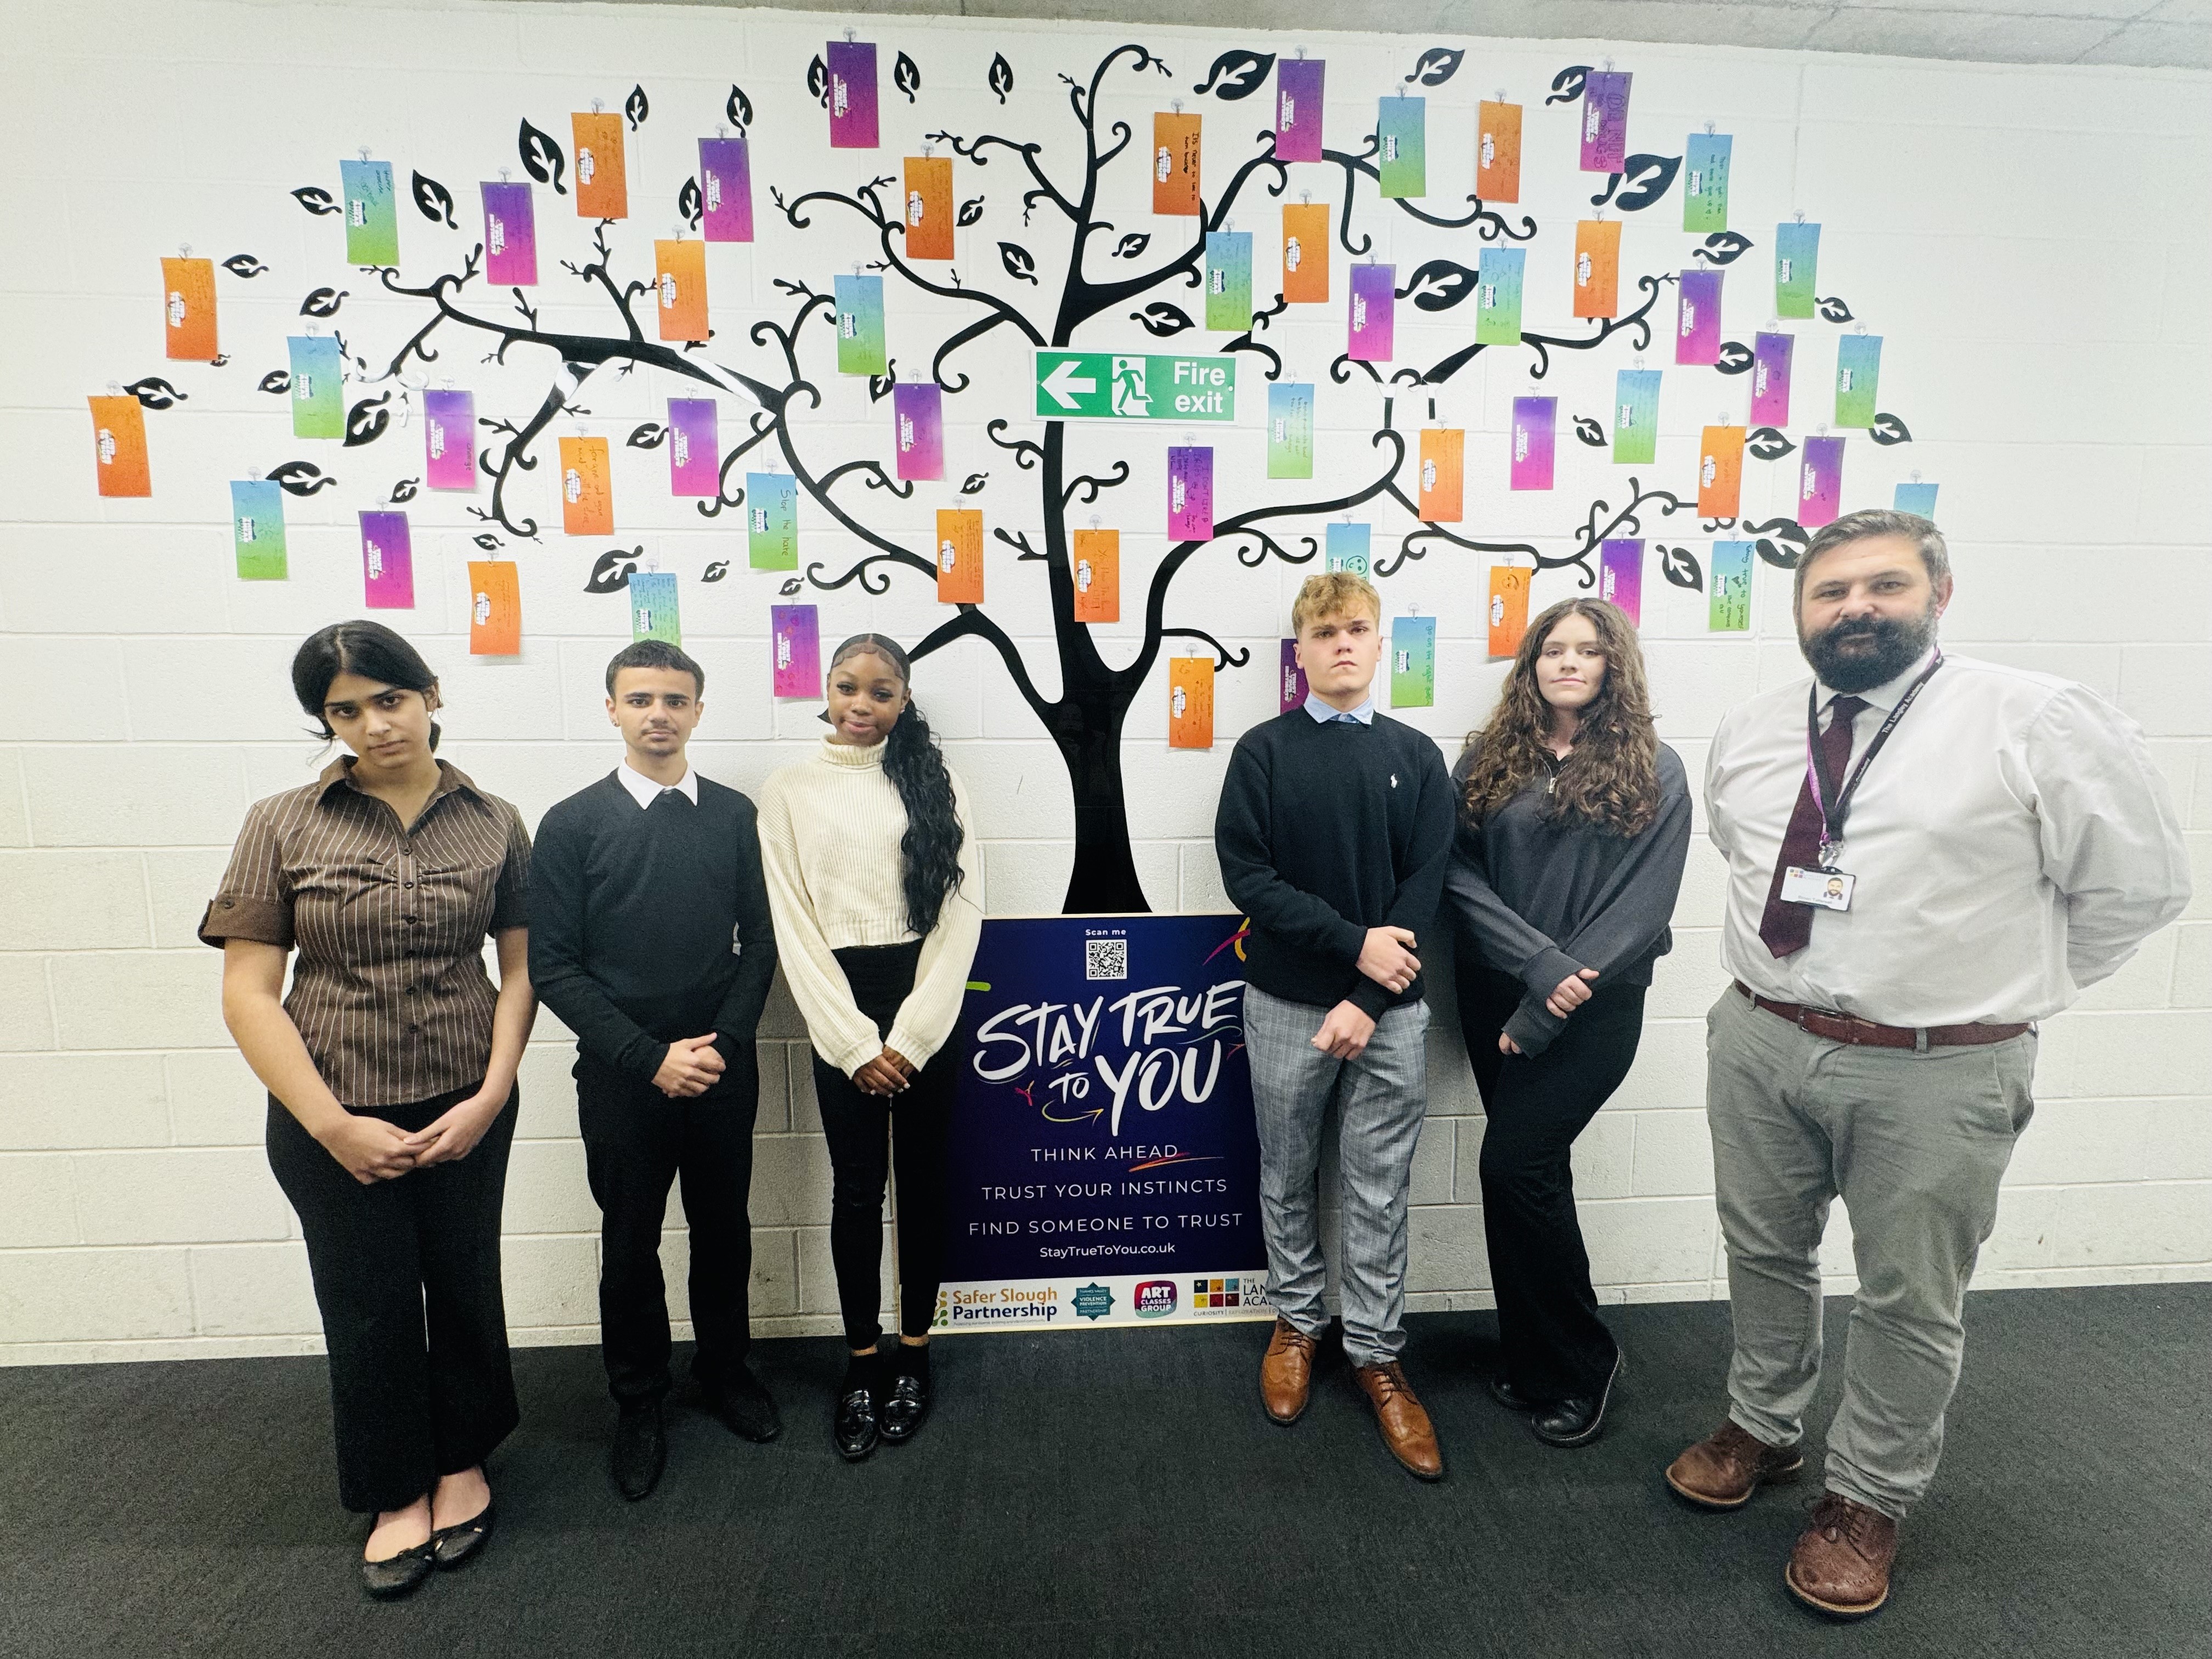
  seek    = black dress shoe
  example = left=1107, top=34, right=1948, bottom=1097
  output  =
left=1530, top=1349, right=1625, bottom=1448
left=360, top=1537, right=435, bottom=1600
left=612, top=1402, right=667, bottom=1500
left=1488, top=1375, right=1534, bottom=1412
left=834, top=1385, right=880, bottom=1462
left=705, top=1367, right=782, bottom=1443
left=431, top=1499, right=495, bottom=1571
left=878, top=1368, right=930, bottom=1445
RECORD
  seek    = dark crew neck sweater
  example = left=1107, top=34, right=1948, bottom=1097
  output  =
left=528, top=772, right=777, bottom=1091
left=1214, top=709, right=1455, bottom=1018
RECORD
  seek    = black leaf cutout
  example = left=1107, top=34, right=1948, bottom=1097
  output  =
left=1695, top=230, right=1753, bottom=266
left=1113, top=232, right=1150, bottom=258
left=957, top=195, right=985, bottom=227
left=702, top=560, right=729, bottom=583
left=518, top=119, right=567, bottom=195
left=1193, top=49, right=1275, bottom=100
left=988, top=52, right=1014, bottom=104
left=1396, top=257, right=1477, bottom=312
left=807, top=55, right=828, bottom=105
left=472, top=533, right=503, bottom=551
left=726, top=84, right=752, bottom=129
left=1817, top=296, right=1854, bottom=323
left=1869, top=413, right=1912, bottom=446
left=1132, top=301, right=1194, bottom=337
left=869, top=370, right=896, bottom=402
left=267, top=460, right=336, bottom=495
left=390, top=478, right=419, bottom=504
left=677, top=176, right=702, bottom=229
left=960, top=472, right=988, bottom=495
left=299, top=286, right=346, bottom=318
left=998, top=241, right=1038, bottom=284
left=1407, top=46, right=1464, bottom=86
left=343, top=393, right=391, bottom=448
left=627, top=422, right=667, bottom=450
left=291, top=185, right=341, bottom=216
left=624, top=83, right=649, bottom=130
left=1658, top=545, right=1703, bottom=592
left=778, top=577, right=803, bottom=596
left=411, top=171, right=457, bottom=229
left=122, top=376, right=185, bottom=410
left=894, top=51, right=922, bottom=102
left=1612, top=154, right=1682, bottom=213
left=1547, top=65, right=1592, bottom=105
left=1573, top=416, right=1607, bottom=447
left=1747, top=518, right=1809, bottom=568
left=585, top=547, right=644, bottom=594
left=1746, top=426, right=1796, bottom=461
left=257, top=370, right=291, bottom=394
left=1715, top=340, right=1754, bottom=375
left=210, top=354, right=229, bottom=368
left=221, top=253, right=268, bottom=278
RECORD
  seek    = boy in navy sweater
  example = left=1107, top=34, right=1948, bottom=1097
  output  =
left=530, top=640, right=777, bottom=1501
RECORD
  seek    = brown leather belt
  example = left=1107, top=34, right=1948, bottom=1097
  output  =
left=1734, top=982, right=2030, bottom=1050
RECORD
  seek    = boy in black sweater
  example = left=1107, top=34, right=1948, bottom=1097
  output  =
left=1214, top=572, right=1454, bottom=1481
left=530, top=640, right=778, bottom=1502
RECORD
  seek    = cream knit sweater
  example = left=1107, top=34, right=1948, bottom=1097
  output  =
left=757, top=735, right=984, bottom=1076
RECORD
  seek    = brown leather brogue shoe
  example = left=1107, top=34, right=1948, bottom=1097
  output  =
left=1785, top=1492, right=1898, bottom=1618
left=1260, top=1318, right=1318, bottom=1425
left=1664, top=1418, right=1805, bottom=1510
left=1353, top=1361, right=1444, bottom=1481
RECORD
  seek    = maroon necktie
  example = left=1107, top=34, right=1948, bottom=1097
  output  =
left=1757, top=695, right=1866, bottom=958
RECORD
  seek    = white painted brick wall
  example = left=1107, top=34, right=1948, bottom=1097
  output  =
left=1, top=1, right=2205, bottom=1363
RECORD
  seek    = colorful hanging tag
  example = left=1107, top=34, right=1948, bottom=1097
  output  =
left=1798, top=435, right=1843, bottom=527
left=747, top=471, right=799, bottom=569
left=1376, top=97, right=1426, bottom=199
left=700, top=137, right=754, bottom=242
left=1613, top=369, right=1661, bottom=465
left=667, top=398, right=719, bottom=496
left=89, top=396, right=151, bottom=496
left=1278, top=639, right=1309, bottom=713
left=1268, top=382, right=1314, bottom=479
left=1751, top=331, right=1794, bottom=426
left=1167, top=446, right=1214, bottom=540
left=1599, top=537, right=1643, bottom=623
left=1579, top=72, right=1632, bottom=172
left=572, top=112, right=628, bottom=218
left=359, top=510, right=414, bottom=608
left=1488, top=565, right=1531, bottom=658
left=1325, top=521, right=1370, bottom=575
left=1347, top=263, right=1395, bottom=362
left=1154, top=112, right=1201, bottom=215
left=1477, top=247, right=1525, bottom=345
left=161, top=257, right=218, bottom=362
left=935, top=507, right=983, bottom=603
left=1835, top=334, right=1882, bottom=428
left=771, top=603, right=821, bottom=695
left=1708, top=540, right=1753, bottom=631
left=1169, top=657, right=1214, bottom=748
left=1677, top=268, right=1724, bottom=365
left=1477, top=100, right=1522, bottom=202
left=1511, top=397, right=1556, bottom=491
left=1684, top=133, right=1733, bottom=233
left=893, top=382, right=943, bottom=480
left=1282, top=202, right=1329, bottom=303
left=1074, top=528, right=1120, bottom=623
left=1775, top=221, right=1819, bottom=318
left=288, top=336, right=344, bottom=438
left=1276, top=58, right=1325, bottom=162
left=904, top=155, right=955, bottom=259
left=467, top=560, right=521, bottom=654
left=1573, top=220, right=1621, bottom=318
left=230, top=479, right=286, bottom=580
left=558, top=436, right=613, bottom=535
left=1698, top=424, right=1746, bottom=518
left=340, top=160, right=399, bottom=265
left=1894, top=480, right=1938, bottom=518
left=424, top=390, right=476, bottom=490
left=1418, top=428, right=1463, bottom=522
left=1390, top=614, right=1436, bottom=708
left=628, top=571, right=679, bottom=642
left=835, top=274, right=888, bottom=377
left=1205, top=231, right=1253, bottom=331
left=827, top=41, right=880, bottom=148
left=654, top=240, right=708, bottom=342
left=481, top=182, right=538, bottom=284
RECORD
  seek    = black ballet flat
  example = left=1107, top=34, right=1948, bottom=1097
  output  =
left=431, top=1499, right=495, bottom=1571
left=360, top=1536, right=436, bottom=1600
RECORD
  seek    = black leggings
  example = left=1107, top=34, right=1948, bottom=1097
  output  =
left=812, top=941, right=955, bottom=1350
left=266, top=1082, right=519, bottom=1513
left=1458, top=960, right=1646, bottom=1403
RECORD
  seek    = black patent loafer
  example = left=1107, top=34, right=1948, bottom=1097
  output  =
left=878, top=1370, right=930, bottom=1445
left=612, top=1403, right=667, bottom=1501
left=834, top=1386, right=879, bottom=1462
left=1531, top=1350, right=1625, bottom=1448
left=431, top=1499, right=495, bottom=1570
left=361, top=1537, right=435, bottom=1600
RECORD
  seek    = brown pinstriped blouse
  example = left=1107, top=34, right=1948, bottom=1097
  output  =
left=199, top=757, right=532, bottom=1107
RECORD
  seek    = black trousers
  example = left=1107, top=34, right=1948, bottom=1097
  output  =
left=1458, top=959, right=1647, bottom=1403
left=266, top=1082, right=520, bottom=1514
left=812, top=941, right=953, bottom=1349
left=575, top=1051, right=759, bottom=1406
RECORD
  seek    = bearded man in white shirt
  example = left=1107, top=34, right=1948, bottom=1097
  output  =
left=1668, top=509, right=2189, bottom=1619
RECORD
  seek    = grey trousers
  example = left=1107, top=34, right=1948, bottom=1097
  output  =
left=1706, top=985, right=2036, bottom=1519
left=1244, top=984, right=1430, bottom=1369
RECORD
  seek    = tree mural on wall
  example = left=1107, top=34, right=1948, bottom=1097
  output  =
left=118, top=41, right=1906, bottom=915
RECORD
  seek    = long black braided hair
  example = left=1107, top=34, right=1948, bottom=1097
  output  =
left=828, top=633, right=966, bottom=936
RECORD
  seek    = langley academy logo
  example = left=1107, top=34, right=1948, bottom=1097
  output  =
left=1133, top=1279, right=1178, bottom=1319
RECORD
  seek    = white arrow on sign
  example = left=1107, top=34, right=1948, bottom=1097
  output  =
left=1041, top=358, right=1097, bottom=409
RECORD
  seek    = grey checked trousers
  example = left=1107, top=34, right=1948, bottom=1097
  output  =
left=1244, top=984, right=1430, bottom=1369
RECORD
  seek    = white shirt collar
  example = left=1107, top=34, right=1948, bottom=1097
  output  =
left=1303, top=691, right=1376, bottom=725
left=617, top=759, right=698, bottom=809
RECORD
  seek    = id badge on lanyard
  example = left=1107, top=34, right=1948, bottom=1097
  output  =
left=1787, top=652, right=1943, bottom=915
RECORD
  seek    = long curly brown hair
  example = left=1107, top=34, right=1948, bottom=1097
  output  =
left=1459, top=597, right=1661, bottom=836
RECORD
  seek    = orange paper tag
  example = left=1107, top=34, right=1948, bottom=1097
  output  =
left=1169, top=656, right=1215, bottom=748
left=1488, top=564, right=1531, bottom=658
left=1282, top=202, right=1330, bottom=303
left=1573, top=220, right=1621, bottom=319
left=936, top=508, right=983, bottom=603
left=903, top=155, right=955, bottom=260
left=1073, top=528, right=1120, bottom=623
left=160, top=257, right=219, bottom=362
left=88, top=396, right=150, bottom=497
left=1418, top=428, right=1464, bottom=522
left=1153, top=112, right=1201, bottom=216
left=653, top=239, right=708, bottom=341
left=558, top=436, right=613, bottom=535
left=572, top=112, right=628, bottom=219
left=467, top=560, right=522, bottom=655
left=1476, top=101, right=1523, bottom=204
left=1698, top=424, right=1747, bottom=518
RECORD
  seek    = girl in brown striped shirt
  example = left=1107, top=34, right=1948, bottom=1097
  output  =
left=200, top=622, right=536, bottom=1599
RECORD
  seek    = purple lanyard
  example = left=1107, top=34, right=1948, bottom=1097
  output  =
left=1803, top=650, right=1943, bottom=863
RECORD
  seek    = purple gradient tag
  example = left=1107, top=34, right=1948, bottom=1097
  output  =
left=771, top=604, right=821, bottom=697
left=1348, top=263, right=1395, bottom=362
left=1599, top=537, right=1643, bottom=624
left=1276, top=58, right=1325, bottom=163
left=1279, top=639, right=1309, bottom=713
left=699, top=137, right=754, bottom=241
left=1677, top=269, right=1723, bottom=365
left=827, top=41, right=879, bottom=148
left=668, top=398, right=720, bottom=496
left=1579, top=72, right=1632, bottom=173
left=359, top=511, right=414, bottom=609
left=1751, top=331, right=1794, bottom=426
left=1167, top=445, right=1214, bottom=540
left=422, top=390, right=475, bottom=491
left=480, top=182, right=537, bottom=286
left=1798, top=436, right=1844, bottom=527
left=1510, top=396, right=1556, bottom=490
left=893, top=381, right=944, bottom=479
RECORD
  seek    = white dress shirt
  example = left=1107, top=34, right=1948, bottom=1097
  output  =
left=1706, top=647, right=2189, bottom=1027
left=616, top=759, right=699, bottom=809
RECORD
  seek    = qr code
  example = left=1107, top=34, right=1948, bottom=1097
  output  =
left=1085, top=938, right=1128, bottom=981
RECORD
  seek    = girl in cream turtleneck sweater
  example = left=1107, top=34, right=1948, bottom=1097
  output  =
left=757, top=634, right=981, bottom=1463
